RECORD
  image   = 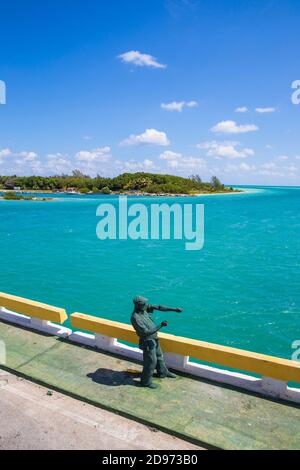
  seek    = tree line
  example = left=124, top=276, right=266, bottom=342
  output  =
left=0, top=171, right=231, bottom=194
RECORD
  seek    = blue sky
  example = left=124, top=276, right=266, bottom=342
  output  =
left=0, top=0, right=300, bottom=184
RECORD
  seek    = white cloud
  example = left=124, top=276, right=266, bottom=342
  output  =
left=0, top=149, right=37, bottom=160
left=161, top=100, right=198, bottom=112
left=167, top=156, right=206, bottom=171
left=160, top=150, right=182, bottom=160
left=257, top=161, right=298, bottom=178
left=159, top=149, right=208, bottom=174
left=255, top=107, right=276, bottom=114
left=16, top=151, right=38, bottom=161
left=186, top=100, right=198, bottom=108
left=259, top=168, right=283, bottom=177
left=124, top=158, right=154, bottom=171
left=283, top=164, right=298, bottom=173
left=0, top=148, right=12, bottom=158
left=14, top=157, right=42, bottom=174
left=261, top=162, right=277, bottom=170
left=161, top=101, right=185, bottom=112
left=239, top=163, right=255, bottom=172
left=225, top=163, right=256, bottom=173
left=114, top=158, right=160, bottom=174
left=46, top=154, right=73, bottom=174
left=197, top=141, right=254, bottom=159
left=143, top=158, right=155, bottom=168
left=211, top=120, right=259, bottom=134
left=0, top=146, right=159, bottom=178
left=118, top=50, right=166, bottom=69
left=0, top=146, right=110, bottom=177
left=235, top=107, right=248, bottom=113
left=120, top=129, right=170, bottom=147
left=0, top=149, right=40, bottom=174
left=277, top=155, right=289, bottom=161
left=75, top=146, right=111, bottom=162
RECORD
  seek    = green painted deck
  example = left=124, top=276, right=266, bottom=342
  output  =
left=0, top=319, right=299, bottom=450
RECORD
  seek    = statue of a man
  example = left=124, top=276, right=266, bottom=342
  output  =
left=131, top=296, right=183, bottom=389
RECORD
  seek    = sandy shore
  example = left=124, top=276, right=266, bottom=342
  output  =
left=0, top=188, right=247, bottom=198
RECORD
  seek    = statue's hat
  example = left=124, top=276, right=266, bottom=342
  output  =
left=133, top=296, right=148, bottom=305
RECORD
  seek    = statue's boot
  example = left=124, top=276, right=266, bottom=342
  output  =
left=157, top=371, right=177, bottom=379
left=140, top=382, right=158, bottom=389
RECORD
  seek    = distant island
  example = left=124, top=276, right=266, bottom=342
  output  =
left=0, top=172, right=240, bottom=196
left=0, top=192, right=53, bottom=202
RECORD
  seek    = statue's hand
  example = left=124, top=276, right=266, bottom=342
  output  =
left=175, top=308, right=183, bottom=313
left=161, top=321, right=168, bottom=327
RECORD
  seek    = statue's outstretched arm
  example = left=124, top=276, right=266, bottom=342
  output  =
left=151, top=305, right=183, bottom=313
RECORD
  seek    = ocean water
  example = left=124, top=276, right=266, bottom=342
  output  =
left=0, top=186, right=299, bottom=362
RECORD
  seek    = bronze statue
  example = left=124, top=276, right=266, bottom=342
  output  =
left=131, top=296, right=182, bottom=389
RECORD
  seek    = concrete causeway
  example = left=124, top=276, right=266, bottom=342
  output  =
left=0, top=319, right=299, bottom=450
left=0, top=370, right=200, bottom=450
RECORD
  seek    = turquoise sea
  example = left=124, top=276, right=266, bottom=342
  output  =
left=0, top=186, right=299, bottom=361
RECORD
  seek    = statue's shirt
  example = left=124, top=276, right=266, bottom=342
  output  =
left=131, top=305, right=159, bottom=340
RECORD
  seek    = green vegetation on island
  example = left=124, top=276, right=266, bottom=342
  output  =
left=1, top=191, right=52, bottom=201
left=0, top=172, right=238, bottom=195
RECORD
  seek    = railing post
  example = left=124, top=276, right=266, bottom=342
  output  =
left=30, top=317, right=49, bottom=330
left=0, top=338, right=6, bottom=365
left=164, top=352, right=189, bottom=371
left=261, top=377, right=288, bottom=399
left=95, top=333, right=116, bottom=351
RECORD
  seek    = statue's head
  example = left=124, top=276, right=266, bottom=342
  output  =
left=133, top=295, right=148, bottom=311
